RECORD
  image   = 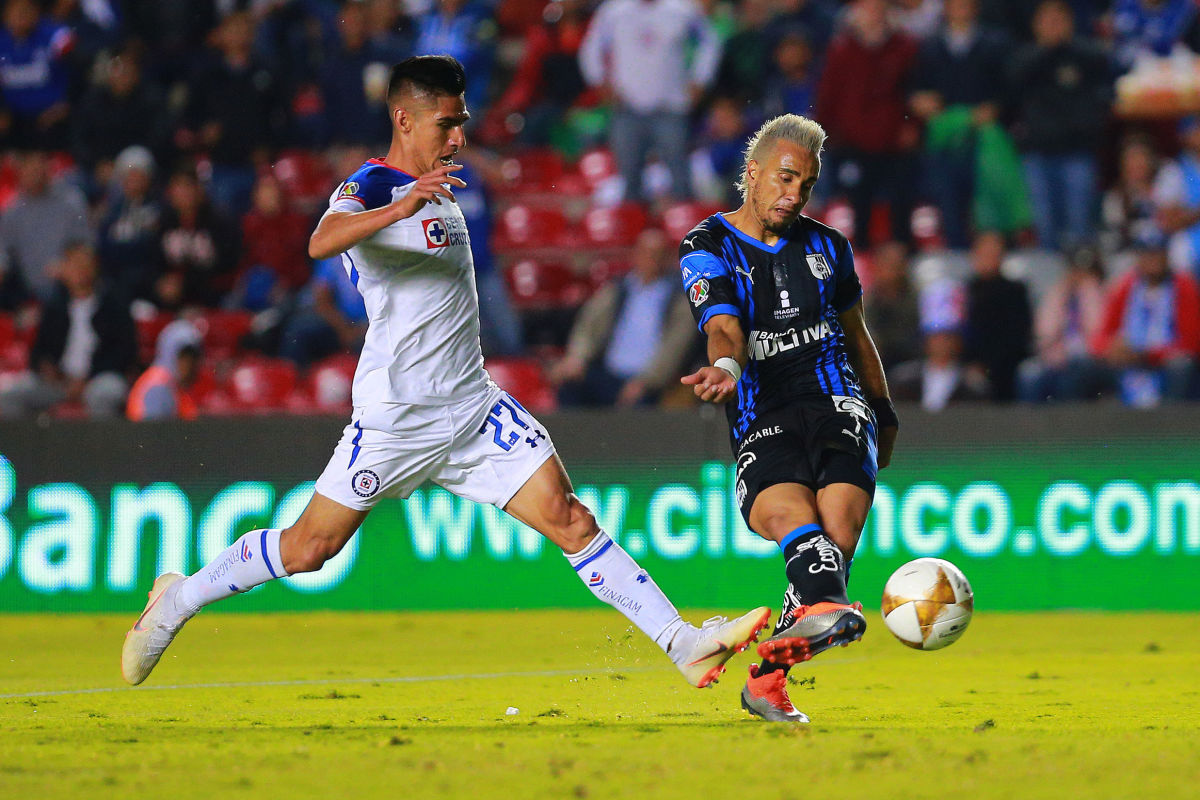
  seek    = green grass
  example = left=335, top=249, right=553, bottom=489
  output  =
left=1, top=610, right=1198, bottom=799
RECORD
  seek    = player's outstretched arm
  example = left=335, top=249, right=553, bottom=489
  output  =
left=838, top=300, right=898, bottom=468
left=680, top=313, right=746, bottom=404
left=308, top=164, right=467, bottom=260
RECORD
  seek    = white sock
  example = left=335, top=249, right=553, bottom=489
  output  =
left=175, top=529, right=288, bottom=615
left=565, top=531, right=686, bottom=653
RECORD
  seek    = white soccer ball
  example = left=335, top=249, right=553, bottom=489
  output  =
left=881, top=558, right=973, bottom=651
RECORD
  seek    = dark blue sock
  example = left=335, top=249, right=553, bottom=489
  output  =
left=758, top=525, right=849, bottom=675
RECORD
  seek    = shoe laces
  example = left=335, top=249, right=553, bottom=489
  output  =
left=698, top=615, right=729, bottom=632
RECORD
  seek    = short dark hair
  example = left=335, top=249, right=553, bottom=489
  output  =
left=387, top=55, right=466, bottom=107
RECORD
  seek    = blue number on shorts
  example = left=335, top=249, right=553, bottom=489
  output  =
left=480, top=396, right=548, bottom=451
left=480, top=402, right=521, bottom=451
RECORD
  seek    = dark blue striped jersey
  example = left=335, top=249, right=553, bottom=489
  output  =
left=679, top=213, right=864, bottom=440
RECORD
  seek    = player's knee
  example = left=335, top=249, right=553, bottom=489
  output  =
left=754, top=506, right=812, bottom=543
left=555, top=494, right=600, bottom=553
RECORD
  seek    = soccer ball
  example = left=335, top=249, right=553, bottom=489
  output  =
left=881, top=558, right=973, bottom=651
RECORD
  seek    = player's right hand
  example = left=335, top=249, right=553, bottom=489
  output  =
left=680, top=366, right=737, bottom=404
left=395, top=163, right=467, bottom=218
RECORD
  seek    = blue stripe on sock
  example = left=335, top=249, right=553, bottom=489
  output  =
left=780, top=523, right=823, bottom=551
left=261, top=529, right=278, bottom=579
left=572, top=537, right=613, bottom=572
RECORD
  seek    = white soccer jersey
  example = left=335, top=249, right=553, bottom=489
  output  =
left=325, top=158, right=489, bottom=406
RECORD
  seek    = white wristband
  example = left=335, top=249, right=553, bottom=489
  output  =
left=714, top=357, right=742, bottom=383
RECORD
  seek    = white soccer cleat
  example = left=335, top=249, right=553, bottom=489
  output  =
left=673, top=607, right=772, bottom=688
left=121, top=572, right=193, bottom=685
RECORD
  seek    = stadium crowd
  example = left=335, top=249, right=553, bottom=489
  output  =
left=0, top=0, right=1198, bottom=420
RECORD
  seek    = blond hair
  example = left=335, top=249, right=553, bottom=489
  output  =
left=735, top=114, right=826, bottom=201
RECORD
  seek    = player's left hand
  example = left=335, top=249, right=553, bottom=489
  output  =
left=680, top=366, right=736, bottom=404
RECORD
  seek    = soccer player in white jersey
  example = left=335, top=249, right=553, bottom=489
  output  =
left=122, top=56, right=770, bottom=694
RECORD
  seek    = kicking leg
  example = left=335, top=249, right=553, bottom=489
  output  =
left=121, top=492, right=365, bottom=685
left=749, top=482, right=865, bottom=668
left=504, top=455, right=769, bottom=687
left=740, top=481, right=868, bottom=722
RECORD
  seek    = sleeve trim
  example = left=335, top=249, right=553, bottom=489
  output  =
left=698, top=304, right=740, bottom=333
left=835, top=289, right=864, bottom=313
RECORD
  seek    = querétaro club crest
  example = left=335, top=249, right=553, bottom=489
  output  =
left=806, top=253, right=833, bottom=280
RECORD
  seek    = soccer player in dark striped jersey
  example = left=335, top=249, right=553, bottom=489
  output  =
left=678, top=114, right=899, bottom=723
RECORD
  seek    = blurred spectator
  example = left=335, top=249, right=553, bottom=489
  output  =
left=455, top=156, right=523, bottom=356
left=480, top=0, right=589, bottom=146
left=279, top=255, right=366, bottom=368
left=317, top=0, right=392, bottom=147
left=1007, top=0, right=1112, bottom=250
left=49, top=0, right=120, bottom=76
left=1152, top=115, right=1200, bottom=282
left=863, top=240, right=920, bottom=370
left=0, top=149, right=90, bottom=305
left=579, top=0, right=721, bottom=203
left=713, top=0, right=775, bottom=105
left=0, top=243, right=134, bottom=418
left=890, top=278, right=991, bottom=410
left=962, top=231, right=1032, bottom=402
left=232, top=174, right=312, bottom=311
left=155, top=170, right=240, bottom=311
left=762, top=30, right=819, bottom=120
left=1111, top=0, right=1200, bottom=73
left=551, top=228, right=695, bottom=407
left=72, top=44, right=171, bottom=182
left=690, top=95, right=752, bottom=207
left=0, top=0, right=74, bottom=149
left=979, top=0, right=1099, bottom=41
left=815, top=0, right=918, bottom=245
left=1091, top=226, right=1200, bottom=406
left=890, top=0, right=944, bottom=39
left=414, top=0, right=495, bottom=113
left=97, top=146, right=162, bottom=303
left=772, top=0, right=836, bottom=60
left=1019, top=244, right=1110, bottom=402
left=180, top=11, right=284, bottom=217
left=363, top=0, right=415, bottom=64
left=126, top=319, right=203, bottom=421
left=1101, top=133, right=1162, bottom=273
left=124, top=0, right=220, bottom=84
left=909, top=0, right=1010, bottom=249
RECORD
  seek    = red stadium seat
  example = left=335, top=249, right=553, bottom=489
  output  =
left=661, top=201, right=724, bottom=242
left=272, top=149, right=334, bottom=209
left=307, top=353, right=357, bottom=412
left=500, top=148, right=566, bottom=192
left=577, top=148, right=617, bottom=190
left=506, top=259, right=590, bottom=310
left=493, top=205, right=576, bottom=252
left=135, top=312, right=174, bottom=367
left=196, top=310, right=254, bottom=360
left=227, top=357, right=298, bottom=410
left=583, top=203, right=648, bottom=247
left=484, top=357, right=557, bottom=412
left=586, top=257, right=629, bottom=290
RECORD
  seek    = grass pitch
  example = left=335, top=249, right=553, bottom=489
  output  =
left=1, top=610, right=1198, bottom=800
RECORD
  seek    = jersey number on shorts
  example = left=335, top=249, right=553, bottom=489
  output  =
left=479, top=397, right=546, bottom=451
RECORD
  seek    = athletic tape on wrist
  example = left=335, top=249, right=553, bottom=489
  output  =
left=713, top=357, right=741, bottom=383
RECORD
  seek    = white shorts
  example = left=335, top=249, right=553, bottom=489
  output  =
left=314, top=383, right=556, bottom=511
